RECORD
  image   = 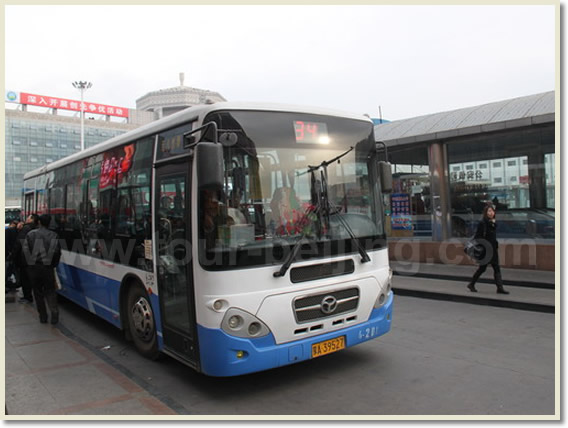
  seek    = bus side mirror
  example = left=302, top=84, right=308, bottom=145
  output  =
left=378, top=161, right=393, bottom=193
left=196, top=143, right=224, bottom=191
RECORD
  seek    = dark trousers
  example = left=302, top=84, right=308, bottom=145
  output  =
left=27, top=266, right=58, bottom=321
left=470, top=253, right=504, bottom=289
left=19, top=267, right=34, bottom=301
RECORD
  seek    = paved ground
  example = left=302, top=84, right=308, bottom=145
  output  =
left=4, top=261, right=557, bottom=418
left=391, top=261, right=555, bottom=287
left=391, top=262, right=555, bottom=313
left=5, top=297, right=176, bottom=416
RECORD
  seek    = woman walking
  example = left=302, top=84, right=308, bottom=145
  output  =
left=467, top=205, right=510, bottom=294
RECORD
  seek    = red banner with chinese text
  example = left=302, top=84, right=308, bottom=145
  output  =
left=20, top=92, right=129, bottom=118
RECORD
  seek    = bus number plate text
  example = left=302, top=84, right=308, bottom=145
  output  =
left=311, top=336, right=346, bottom=358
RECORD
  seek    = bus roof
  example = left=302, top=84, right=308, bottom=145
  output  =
left=23, top=102, right=372, bottom=180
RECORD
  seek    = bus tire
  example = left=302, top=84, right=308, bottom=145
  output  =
left=126, top=283, right=160, bottom=360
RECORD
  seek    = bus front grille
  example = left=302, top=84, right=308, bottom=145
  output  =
left=293, top=288, right=360, bottom=323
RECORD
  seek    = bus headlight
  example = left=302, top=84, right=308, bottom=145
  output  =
left=374, top=292, right=386, bottom=308
left=228, top=315, right=243, bottom=329
left=221, top=308, right=270, bottom=338
left=248, top=322, right=261, bottom=336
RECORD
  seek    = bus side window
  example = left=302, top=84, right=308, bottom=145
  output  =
left=117, top=191, right=134, bottom=236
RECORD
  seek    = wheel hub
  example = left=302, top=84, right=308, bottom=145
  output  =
left=131, top=297, right=154, bottom=342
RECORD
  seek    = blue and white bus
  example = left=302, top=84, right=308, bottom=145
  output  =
left=22, top=102, right=394, bottom=376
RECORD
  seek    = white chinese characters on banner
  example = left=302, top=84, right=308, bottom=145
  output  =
left=19, top=92, right=129, bottom=118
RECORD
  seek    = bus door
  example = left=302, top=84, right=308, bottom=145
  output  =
left=154, top=160, right=198, bottom=367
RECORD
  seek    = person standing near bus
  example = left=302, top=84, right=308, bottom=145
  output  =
left=466, top=205, right=509, bottom=294
left=12, top=214, right=39, bottom=303
left=23, top=214, right=62, bottom=324
left=5, top=221, right=20, bottom=291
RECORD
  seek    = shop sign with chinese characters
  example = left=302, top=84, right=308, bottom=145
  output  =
left=19, top=92, right=129, bottom=118
left=450, top=170, right=483, bottom=182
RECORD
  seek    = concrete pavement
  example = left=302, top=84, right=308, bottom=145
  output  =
left=391, top=261, right=555, bottom=288
left=391, top=261, right=556, bottom=313
left=4, top=261, right=556, bottom=416
left=5, top=291, right=178, bottom=417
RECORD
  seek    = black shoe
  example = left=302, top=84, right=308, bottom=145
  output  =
left=50, top=312, right=59, bottom=325
left=497, top=288, right=510, bottom=295
left=39, top=316, right=48, bottom=324
left=467, top=283, right=478, bottom=293
left=18, top=297, right=33, bottom=304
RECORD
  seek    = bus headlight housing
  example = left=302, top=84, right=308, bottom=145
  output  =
left=221, top=308, right=270, bottom=338
left=374, top=268, right=393, bottom=309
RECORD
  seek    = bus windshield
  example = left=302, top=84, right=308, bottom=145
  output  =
left=199, top=110, right=385, bottom=270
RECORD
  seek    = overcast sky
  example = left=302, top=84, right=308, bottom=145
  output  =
left=5, top=4, right=556, bottom=121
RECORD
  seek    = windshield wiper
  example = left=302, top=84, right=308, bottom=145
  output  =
left=329, top=201, right=371, bottom=263
left=272, top=236, right=310, bottom=278
left=307, top=146, right=353, bottom=172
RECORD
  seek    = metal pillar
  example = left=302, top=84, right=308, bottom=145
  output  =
left=428, top=142, right=452, bottom=240
left=72, top=81, right=92, bottom=151
left=528, top=150, right=546, bottom=209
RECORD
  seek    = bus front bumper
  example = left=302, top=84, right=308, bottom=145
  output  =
left=197, top=292, right=393, bottom=377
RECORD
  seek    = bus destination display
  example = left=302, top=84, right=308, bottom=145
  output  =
left=293, top=120, right=329, bottom=144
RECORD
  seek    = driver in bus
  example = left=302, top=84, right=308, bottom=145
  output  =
left=202, top=188, right=232, bottom=249
left=228, top=188, right=249, bottom=225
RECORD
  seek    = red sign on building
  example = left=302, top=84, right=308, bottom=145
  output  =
left=20, top=92, right=129, bottom=118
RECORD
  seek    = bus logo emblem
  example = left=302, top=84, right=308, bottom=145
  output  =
left=321, top=296, right=338, bottom=314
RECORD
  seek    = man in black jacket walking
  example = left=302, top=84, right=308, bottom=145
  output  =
left=12, top=214, right=39, bottom=303
left=23, top=214, right=62, bottom=324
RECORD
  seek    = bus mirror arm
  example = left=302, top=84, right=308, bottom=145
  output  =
left=183, top=121, right=219, bottom=147
left=375, top=141, right=389, bottom=162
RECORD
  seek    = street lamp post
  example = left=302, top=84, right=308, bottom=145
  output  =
left=72, top=81, right=92, bottom=151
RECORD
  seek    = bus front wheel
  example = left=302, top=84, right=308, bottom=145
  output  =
left=126, top=283, right=160, bottom=360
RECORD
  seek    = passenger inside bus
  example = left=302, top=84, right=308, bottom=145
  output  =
left=269, top=186, right=302, bottom=236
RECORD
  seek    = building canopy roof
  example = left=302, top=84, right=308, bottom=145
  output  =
left=374, top=91, right=554, bottom=147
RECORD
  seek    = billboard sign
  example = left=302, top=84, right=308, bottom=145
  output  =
left=19, top=92, right=129, bottom=118
left=391, top=192, right=413, bottom=231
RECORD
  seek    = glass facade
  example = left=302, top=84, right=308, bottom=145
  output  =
left=447, top=126, right=554, bottom=240
left=384, top=147, right=432, bottom=238
left=384, top=124, right=555, bottom=242
left=5, top=112, right=134, bottom=204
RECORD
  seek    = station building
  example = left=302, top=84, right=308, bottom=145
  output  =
left=4, top=75, right=226, bottom=206
left=375, top=91, right=555, bottom=270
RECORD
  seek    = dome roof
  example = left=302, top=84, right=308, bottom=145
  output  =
left=136, top=73, right=226, bottom=113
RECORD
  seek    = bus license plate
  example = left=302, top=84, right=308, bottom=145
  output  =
left=311, top=336, right=346, bottom=358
